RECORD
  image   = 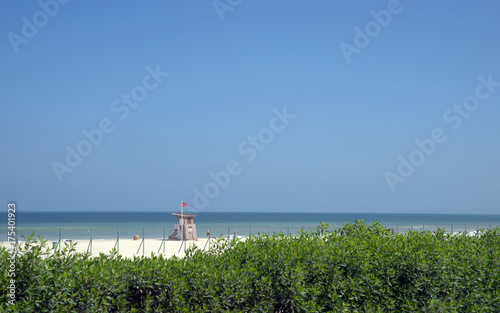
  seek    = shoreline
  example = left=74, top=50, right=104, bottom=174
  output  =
left=0, top=238, right=217, bottom=259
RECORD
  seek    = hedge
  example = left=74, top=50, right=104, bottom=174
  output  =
left=1, top=221, right=499, bottom=312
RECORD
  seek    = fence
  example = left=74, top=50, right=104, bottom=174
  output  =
left=2, top=222, right=499, bottom=256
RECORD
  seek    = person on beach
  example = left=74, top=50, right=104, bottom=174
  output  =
left=206, top=230, right=210, bottom=238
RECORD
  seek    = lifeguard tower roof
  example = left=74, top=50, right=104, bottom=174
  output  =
left=171, top=212, right=196, bottom=218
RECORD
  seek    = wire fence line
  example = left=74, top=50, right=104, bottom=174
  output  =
left=2, top=222, right=499, bottom=244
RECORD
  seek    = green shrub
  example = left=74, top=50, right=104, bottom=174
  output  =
left=1, top=222, right=499, bottom=312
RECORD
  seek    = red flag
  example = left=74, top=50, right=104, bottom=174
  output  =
left=182, top=202, right=187, bottom=207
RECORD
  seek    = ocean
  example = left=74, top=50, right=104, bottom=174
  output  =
left=2, top=211, right=500, bottom=242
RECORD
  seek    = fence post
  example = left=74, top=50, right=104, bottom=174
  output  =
left=87, top=228, right=93, bottom=254
left=178, top=238, right=184, bottom=253
left=158, top=228, right=166, bottom=254
left=58, top=228, right=61, bottom=252
left=203, top=227, right=211, bottom=251
left=136, top=228, right=145, bottom=255
left=114, top=228, right=119, bottom=254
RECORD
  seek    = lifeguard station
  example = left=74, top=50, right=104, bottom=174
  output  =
left=168, top=212, right=198, bottom=240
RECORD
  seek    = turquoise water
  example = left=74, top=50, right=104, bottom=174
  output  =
left=2, top=211, right=500, bottom=241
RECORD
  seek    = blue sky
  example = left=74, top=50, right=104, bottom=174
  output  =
left=1, top=0, right=499, bottom=213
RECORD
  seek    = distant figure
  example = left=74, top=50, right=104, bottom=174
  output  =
left=206, top=230, right=210, bottom=238
left=233, top=231, right=237, bottom=241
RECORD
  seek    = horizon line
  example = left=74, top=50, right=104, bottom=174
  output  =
left=11, top=210, right=499, bottom=216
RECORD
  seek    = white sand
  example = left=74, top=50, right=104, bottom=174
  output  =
left=1, top=238, right=218, bottom=259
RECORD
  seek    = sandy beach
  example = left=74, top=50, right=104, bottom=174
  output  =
left=1, top=238, right=218, bottom=259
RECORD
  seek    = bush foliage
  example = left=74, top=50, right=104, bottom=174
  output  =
left=1, top=221, right=500, bottom=312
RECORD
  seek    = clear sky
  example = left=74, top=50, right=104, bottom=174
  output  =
left=1, top=1, right=499, bottom=213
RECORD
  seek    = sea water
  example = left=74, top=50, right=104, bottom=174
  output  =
left=1, top=211, right=499, bottom=241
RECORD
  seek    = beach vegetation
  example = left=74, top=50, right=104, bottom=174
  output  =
left=1, top=221, right=499, bottom=312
